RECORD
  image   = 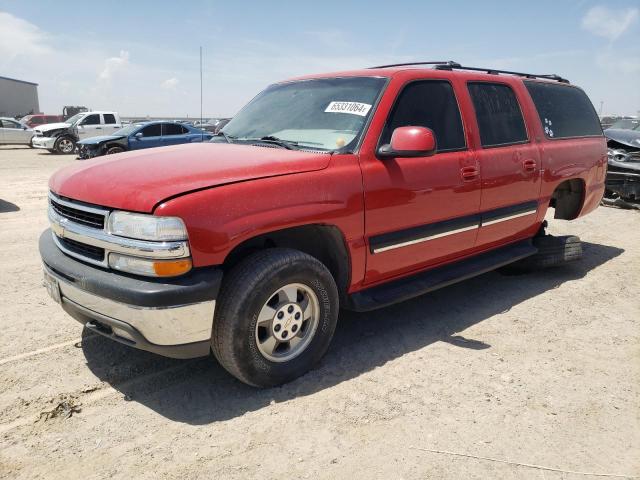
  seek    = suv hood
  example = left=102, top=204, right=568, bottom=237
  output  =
left=50, top=143, right=331, bottom=212
left=37, top=122, right=71, bottom=133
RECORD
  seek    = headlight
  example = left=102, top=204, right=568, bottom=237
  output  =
left=109, top=253, right=192, bottom=277
left=108, top=211, right=188, bottom=241
left=608, top=148, right=629, bottom=163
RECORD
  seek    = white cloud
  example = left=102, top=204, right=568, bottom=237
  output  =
left=161, top=77, right=179, bottom=89
left=0, top=11, right=51, bottom=60
left=582, top=6, right=639, bottom=41
left=99, top=50, right=130, bottom=82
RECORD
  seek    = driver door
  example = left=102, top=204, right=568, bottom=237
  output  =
left=77, top=114, right=102, bottom=140
left=360, top=79, right=481, bottom=285
left=130, top=123, right=162, bottom=150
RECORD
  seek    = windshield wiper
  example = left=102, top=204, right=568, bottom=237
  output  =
left=239, top=136, right=300, bottom=150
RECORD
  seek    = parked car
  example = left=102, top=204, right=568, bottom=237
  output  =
left=604, top=120, right=640, bottom=204
left=0, top=117, right=35, bottom=146
left=77, top=121, right=214, bottom=159
left=40, top=62, right=605, bottom=387
left=200, top=118, right=231, bottom=134
left=20, top=114, right=64, bottom=128
left=32, top=111, right=122, bottom=154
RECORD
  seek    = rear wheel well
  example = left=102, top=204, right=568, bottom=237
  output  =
left=549, top=179, right=585, bottom=220
left=223, top=225, right=351, bottom=300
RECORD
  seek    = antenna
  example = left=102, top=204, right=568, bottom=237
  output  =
left=200, top=46, right=203, bottom=141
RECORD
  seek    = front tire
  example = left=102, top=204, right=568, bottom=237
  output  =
left=54, top=136, right=76, bottom=154
left=106, top=146, right=124, bottom=155
left=212, top=249, right=339, bottom=387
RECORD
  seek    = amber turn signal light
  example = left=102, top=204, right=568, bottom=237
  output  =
left=152, top=258, right=193, bottom=277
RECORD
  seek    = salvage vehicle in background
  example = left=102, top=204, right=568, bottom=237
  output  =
left=63, top=106, right=89, bottom=120
left=604, top=120, right=640, bottom=205
left=40, top=62, right=605, bottom=387
left=199, top=118, right=231, bottom=134
left=77, top=121, right=214, bottom=159
left=32, top=111, right=122, bottom=154
left=0, top=117, right=35, bottom=146
left=20, top=114, right=64, bottom=128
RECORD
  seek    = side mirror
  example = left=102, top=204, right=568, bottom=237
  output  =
left=134, top=132, right=143, bottom=138
left=378, top=126, right=437, bottom=158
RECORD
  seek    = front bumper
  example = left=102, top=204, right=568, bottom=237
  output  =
left=78, top=143, right=104, bottom=159
left=32, top=136, right=56, bottom=149
left=40, top=230, right=222, bottom=359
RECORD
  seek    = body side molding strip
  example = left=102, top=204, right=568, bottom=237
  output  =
left=369, top=200, right=539, bottom=254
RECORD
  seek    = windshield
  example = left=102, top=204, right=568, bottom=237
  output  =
left=113, top=124, right=145, bottom=136
left=221, top=77, right=386, bottom=151
left=65, top=113, right=85, bottom=125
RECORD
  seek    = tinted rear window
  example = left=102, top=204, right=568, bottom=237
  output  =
left=103, top=114, right=116, bottom=124
left=524, top=81, right=602, bottom=139
left=468, top=82, right=528, bottom=147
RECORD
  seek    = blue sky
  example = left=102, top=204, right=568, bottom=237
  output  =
left=1, top=0, right=638, bottom=117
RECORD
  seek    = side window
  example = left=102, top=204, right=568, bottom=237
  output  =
left=141, top=124, right=161, bottom=137
left=81, top=114, right=101, bottom=125
left=380, top=80, right=466, bottom=152
left=467, top=82, right=528, bottom=147
left=524, top=81, right=602, bottom=139
left=162, top=123, right=185, bottom=136
left=33, top=117, right=44, bottom=125
left=103, top=114, right=116, bottom=124
left=2, top=120, right=21, bottom=128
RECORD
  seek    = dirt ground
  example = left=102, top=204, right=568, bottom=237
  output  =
left=0, top=145, right=638, bottom=480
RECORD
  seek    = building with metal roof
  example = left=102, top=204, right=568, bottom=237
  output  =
left=0, top=76, right=40, bottom=118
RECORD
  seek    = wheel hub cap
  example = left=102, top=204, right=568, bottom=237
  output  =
left=254, top=283, right=320, bottom=363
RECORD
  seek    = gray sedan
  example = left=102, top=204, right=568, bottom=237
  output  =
left=0, top=117, right=35, bottom=146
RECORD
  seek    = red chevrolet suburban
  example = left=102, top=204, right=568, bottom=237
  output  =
left=40, top=62, right=606, bottom=387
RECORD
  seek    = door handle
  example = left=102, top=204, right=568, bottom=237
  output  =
left=523, top=159, right=537, bottom=172
left=460, top=166, right=479, bottom=181
left=95, top=127, right=102, bottom=130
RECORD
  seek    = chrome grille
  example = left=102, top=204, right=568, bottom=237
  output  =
left=50, top=198, right=105, bottom=229
left=58, top=237, right=105, bottom=262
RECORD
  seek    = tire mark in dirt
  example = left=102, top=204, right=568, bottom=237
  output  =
left=0, top=358, right=208, bottom=435
left=0, top=339, right=83, bottom=366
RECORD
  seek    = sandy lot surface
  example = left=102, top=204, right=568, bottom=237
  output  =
left=0, top=146, right=638, bottom=479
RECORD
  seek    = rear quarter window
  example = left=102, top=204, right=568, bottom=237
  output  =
left=524, top=81, right=602, bottom=139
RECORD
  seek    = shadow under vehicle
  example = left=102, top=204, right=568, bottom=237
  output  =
left=79, top=240, right=623, bottom=424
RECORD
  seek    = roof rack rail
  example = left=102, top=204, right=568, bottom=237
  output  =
left=369, top=61, right=461, bottom=69
left=433, top=64, right=569, bottom=83
left=368, top=61, right=569, bottom=83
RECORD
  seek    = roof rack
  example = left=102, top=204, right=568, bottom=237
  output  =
left=369, top=61, right=570, bottom=83
left=369, top=61, right=460, bottom=69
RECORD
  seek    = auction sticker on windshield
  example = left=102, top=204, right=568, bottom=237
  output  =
left=325, top=101, right=372, bottom=116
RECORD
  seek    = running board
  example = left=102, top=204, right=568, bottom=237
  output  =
left=345, top=239, right=537, bottom=312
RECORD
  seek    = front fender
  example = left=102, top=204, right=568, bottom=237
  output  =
left=154, top=154, right=368, bottom=290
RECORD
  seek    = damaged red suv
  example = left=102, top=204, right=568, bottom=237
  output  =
left=40, top=61, right=606, bottom=387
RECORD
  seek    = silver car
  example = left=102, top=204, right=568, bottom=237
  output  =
left=0, top=117, right=35, bottom=146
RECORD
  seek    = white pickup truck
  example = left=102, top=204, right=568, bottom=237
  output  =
left=32, top=111, right=121, bottom=154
